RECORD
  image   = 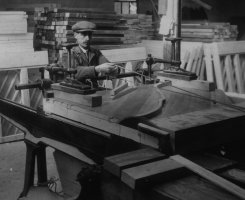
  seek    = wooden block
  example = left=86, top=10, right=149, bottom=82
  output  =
left=53, top=90, right=102, bottom=107
left=104, top=148, right=166, bottom=177
left=121, top=158, right=185, bottom=189
left=171, top=155, right=245, bottom=200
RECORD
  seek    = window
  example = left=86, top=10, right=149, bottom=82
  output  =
left=114, top=0, right=137, bottom=14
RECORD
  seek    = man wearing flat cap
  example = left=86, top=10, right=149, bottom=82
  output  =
left=71, top=21, right=118, bottom=86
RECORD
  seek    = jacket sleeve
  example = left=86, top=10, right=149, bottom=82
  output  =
left=75, top=66, right=97, bottom=80
left=72, top=49, right=109, bottom=80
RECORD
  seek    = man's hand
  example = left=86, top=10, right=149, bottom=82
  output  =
left=95, top=63, right=119, bottom=75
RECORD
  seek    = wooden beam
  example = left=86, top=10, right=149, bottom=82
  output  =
left=171, top=155, right=245, bottom=200
left=157, top=76, right=215, bottom=91
left=104, top=148, right=166, bottom=177
left=101, top=47, right=147, bottom=63
left=0, top=133, right=24, bottom=144
left=0, top=51, right=48, bottom=69
left=121, top=158, right=185, bottom=189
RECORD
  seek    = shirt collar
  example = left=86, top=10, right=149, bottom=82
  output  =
left=79, top=45, right=89, bottom=54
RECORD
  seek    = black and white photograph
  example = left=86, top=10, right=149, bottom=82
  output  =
left=1, top=0, right=245, bottom=199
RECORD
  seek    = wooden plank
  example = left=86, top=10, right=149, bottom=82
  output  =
left=171, top=155, right=245, bottom=200
left=186, top=153, right=237, bottom=171
left=199, top=59, right=206, bottom=80
left=195, top=47, right=203, bottom=76
left=151, top=105, right=245, bottom=132
left=224, top=55, right=236, bottom=92
left=180, top=51, right=190, bottom=69
left=216, top=41, right=245, bottom=55
left=0, top=51, right=48, bottom=69
left=0, top=133, right=24, bottom=144
left=233, top=54, right=245, bottom=93
left=212, top=43, right=225, bottom=90
left=101, top=47, right=147, bottom=63
left=104, top=148, right=166, bottom=177
left=0, top=11, right=26, bottom=15
left=121, top=158, right=185, bottom=189
left=53, top=89, right=102, bottom=107
left=226, top=92, right=245, bottom=103
left=186, top=47, right=197, bottom=72
left=139, top=40, right=164, bottom=59
left=0, top=33, right=33, bottom=41
left=157, top=76, right=216, bottom=91
left=203, top=44, right=214, bottom=82
left=153, top=175, right=240, bottom=200
left=25, top=132, right=95, bottom=165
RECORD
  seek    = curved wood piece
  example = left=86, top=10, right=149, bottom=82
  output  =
left=98, top=85, right=166, bottom=122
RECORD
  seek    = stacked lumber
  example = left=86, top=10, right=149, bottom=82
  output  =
left=118, top=14, right=156, bottom=44
left=34, top=7, right=125, bottom=63
left=34, top=6, right=156, bottom=63
left=181, top=21, right=238, bottom=42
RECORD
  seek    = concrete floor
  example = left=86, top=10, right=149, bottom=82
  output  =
left=0, top=141, right=62, bottom=200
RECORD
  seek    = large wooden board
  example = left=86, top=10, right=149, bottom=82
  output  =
left=0, top=51, right=48, bottom=69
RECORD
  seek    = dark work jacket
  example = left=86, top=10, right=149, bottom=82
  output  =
left=72, top=46, right=108, bottom=86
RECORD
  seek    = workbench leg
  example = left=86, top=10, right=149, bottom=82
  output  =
left=19, top=141, right=38, bottom=198
left=36, top=143, right=47, bottom=186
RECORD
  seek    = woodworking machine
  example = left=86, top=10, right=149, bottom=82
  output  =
left=2, top=0, right=245, bottom=198
left=1, top=57, right=245, bottom=200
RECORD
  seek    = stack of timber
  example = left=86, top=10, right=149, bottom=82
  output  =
left=0, top=11, right=48, bottom=137
left=118, top=14, right=156, bottom=44
left=181, top=21, right=238, bottom=42
left=34, top=7, right=156, bottom=63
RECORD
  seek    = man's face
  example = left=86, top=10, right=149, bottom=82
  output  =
left=75, top=31, right=92, bottom=49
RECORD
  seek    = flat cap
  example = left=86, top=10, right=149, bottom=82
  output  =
left=72, top=21, right=96, bottom=32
